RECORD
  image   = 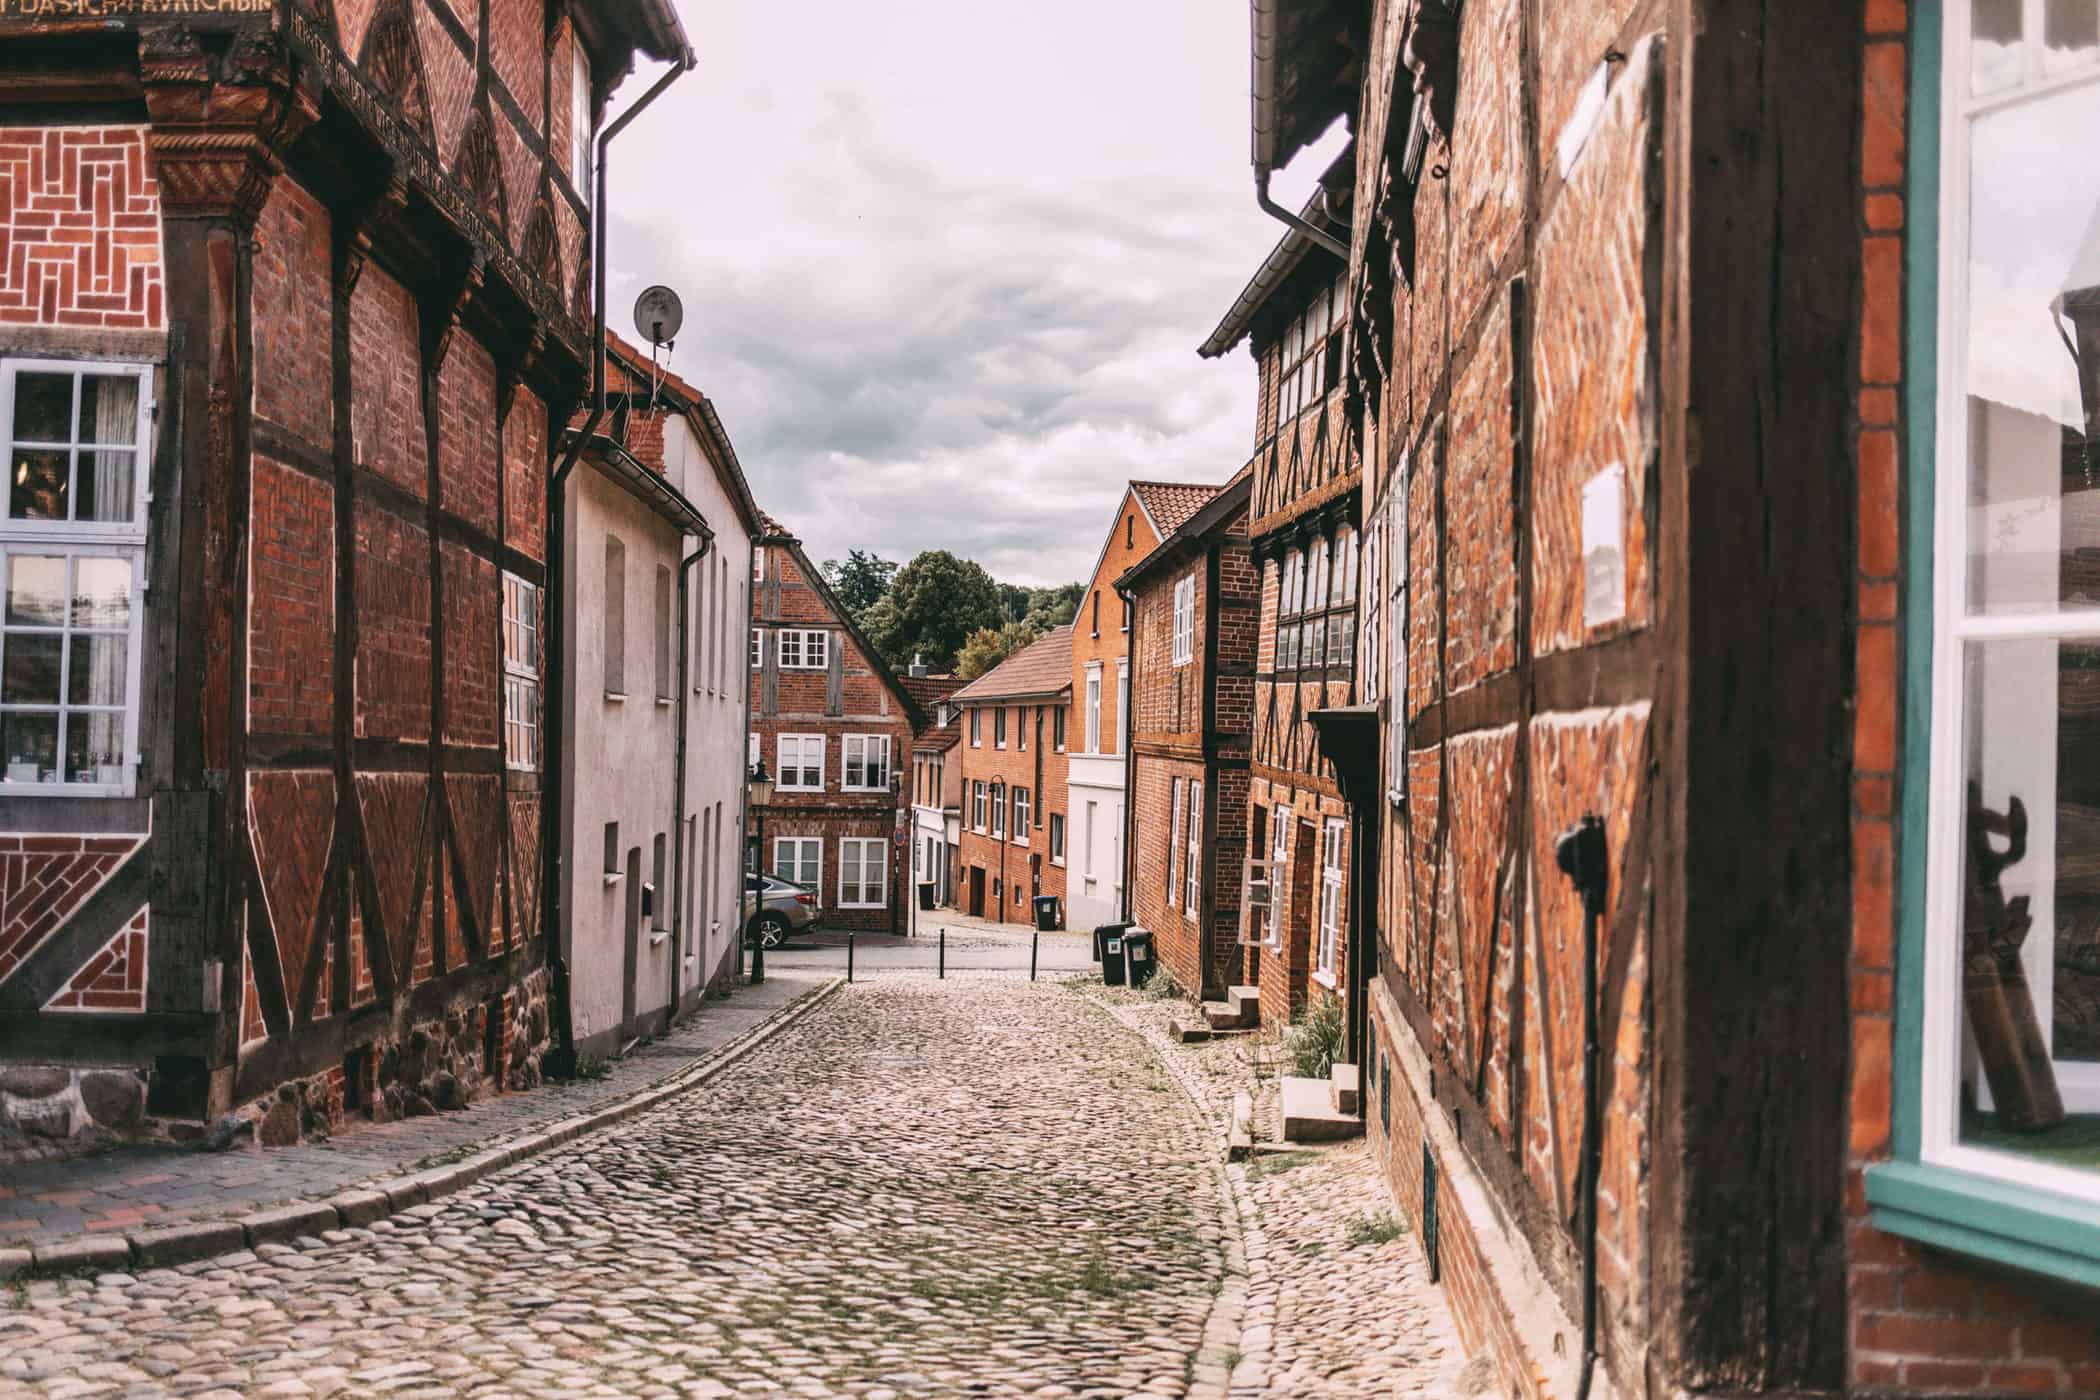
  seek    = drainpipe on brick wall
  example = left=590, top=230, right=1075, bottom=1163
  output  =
left=1118, top=584, right=1141, bottom=924
left=668, top=538, right=710, bottom=1021
left=541, top=49, right=695, bottom=1079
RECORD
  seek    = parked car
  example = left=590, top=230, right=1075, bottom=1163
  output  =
left=743, top=875, right=819, bottom=948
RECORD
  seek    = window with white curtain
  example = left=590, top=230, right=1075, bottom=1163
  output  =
left=842, top=734, right=890, bottom=790
left=1172, top=573, right=1195, bottom=665
left=774, top=836, right=820, bottom=888
left=502, top=573, right=540, bottom=771
left=0, top=360, right=150, bottom=795
left=1184, top=779, right=1202, bottom=919
left=1011, top=786, right=1030, bottom=845
left=839, top=837, right=887, bottom=908
left=1085, top=668, right=1102, bottom=752
left=776, top=734, right=824, bottom=791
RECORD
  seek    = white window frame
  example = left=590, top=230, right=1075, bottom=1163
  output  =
left=1268, top=804, right=1291, bottom=949
left=571, top=44, right=592, bottom=210
left=1049, top=812, right=1065, bottom=866
left=0, top=359, right=154, bottom=798
left=1011, top=786, right=1030, bottom=846
left=777, top=628, right=829, bottom=671
left=838, top=836, right=887, bottom=909
left=842, top=734, right=891, bottom=791
left=994, top=706, right=1008, bottom=749
left=972, top=779, right=988, bottom=832
left=1184, top=779, right=1202, bottom=920
left=773, top=836, right=820, bottom=890
left=970, top=708, right=982, bottom=746
left=1116, top=659, right=1129, bottom=756
left=1172, top=573, right=1195, bottom=665
left=503, top=572, right=540, bottom=771
left=750, top=628, right=763, bottom=669
left=1919, top=6, right=2100, bottom=1205
left=1168, top=777, right=1184, bottom=908
left=776, top=734, right=824, bottom=792
left=990, top=781, right=1006, bottom=838
left=1085, top=666, right=1102, bottom=753
left=1317, top=818, right=1344, bottom=982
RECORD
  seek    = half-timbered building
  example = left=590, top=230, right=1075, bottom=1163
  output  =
left=0, top=0, right=685, bottom=1149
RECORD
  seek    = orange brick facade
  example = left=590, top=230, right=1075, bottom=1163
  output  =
left=953, top=698, right=1070, bottom=926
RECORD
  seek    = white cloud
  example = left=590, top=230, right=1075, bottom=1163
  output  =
left=595, top=0, right=1321, bottom=584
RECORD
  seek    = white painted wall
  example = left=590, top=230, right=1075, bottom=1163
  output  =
left=1067, top=749, right=1125, bottom=931
left=561, top=412, right=752, bottom=1060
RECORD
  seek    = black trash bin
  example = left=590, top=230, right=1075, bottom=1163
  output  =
left=1122, top=927, right=1156, bottom=989
left=918, top=880, right=936, bottom=911
left=1099, top=927, right=1130, bottom=987
left=1093, top=920, right=1132, bottom=966
left=1032, top=894, right=1060, bottom=932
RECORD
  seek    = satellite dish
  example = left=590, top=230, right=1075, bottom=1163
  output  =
left=633, top=285, right=684, bottom=347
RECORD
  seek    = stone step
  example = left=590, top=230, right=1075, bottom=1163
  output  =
left=1281, top=1075, right=1362, bottom=1144
left=1171, top=1018, right=1212, bottom=1044
left=1226, top=1092, right=1254, bottom=1161
left=1227, top=985, right=1260, bottom=1022
left=1330, top=1062, right=1361, bottom=1115
left=1200, top=1000, right=1248, bottom=1031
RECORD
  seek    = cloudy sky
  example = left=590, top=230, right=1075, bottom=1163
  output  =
left=602, top=0, right=1343, bottom=586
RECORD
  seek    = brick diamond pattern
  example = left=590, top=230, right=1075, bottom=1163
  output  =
left=0, top=837, right=143, bottom=987
left=0, top=126, right=165, bottom=331
left=42, top=906, right=149, bottom=1014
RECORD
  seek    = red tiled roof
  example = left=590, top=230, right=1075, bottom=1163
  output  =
left=758, top=510, right=794, bottom=540
left=1132, top=480, right=1224, bottom=538
left=902, top=674, right=964, bottom=712
left=914, top=724, right=962, bottom=754
left=950, top=624, right=1075, bottom=702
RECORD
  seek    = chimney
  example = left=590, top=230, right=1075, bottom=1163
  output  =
left=910, top=652, right=928, bottom=678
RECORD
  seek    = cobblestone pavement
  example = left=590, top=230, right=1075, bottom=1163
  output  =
left=1083, top=980, right=1475, bottom=1399
left=0, top=974, right=827, bottom=1247
left=0, top=978, right=1235, bottom=1398
left=772, top=910, right=1095, bottom=977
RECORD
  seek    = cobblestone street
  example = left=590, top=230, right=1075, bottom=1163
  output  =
left=0, top=977, right=1463, bottom=1398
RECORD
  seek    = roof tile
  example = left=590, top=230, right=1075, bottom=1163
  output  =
left=950, top=624, right=1075, bottom=702
left=1132, top=480, right=1225, bottom=538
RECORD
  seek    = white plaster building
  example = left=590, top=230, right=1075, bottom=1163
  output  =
left=558, top=337, right=760, bottom=1058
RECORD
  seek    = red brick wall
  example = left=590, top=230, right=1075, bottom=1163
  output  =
left=1128, top=753, right=1205, bottom=993
left=0, top=126, right=165, bottom=331
left=488, top=0, right=545, bottom=133
left=504, top=387, right=548, bottom=561
left=437, top=333, right=499, bottom=534
left=250, top=456, right=335, bottom=738
left=354, top=501, right=432, bottom=742
left=349, top=264, right=427, bottom=495
left=750, top=537, right=916, bottom=931
left=252, top=178, right=332, bottom=445
left=440, top=540, right=499, bottom=748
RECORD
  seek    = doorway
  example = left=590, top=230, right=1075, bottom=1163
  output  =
left=968, top=865, right=986, bottom=918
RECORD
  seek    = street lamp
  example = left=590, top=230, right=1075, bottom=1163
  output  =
left=746, top=756, right=775, bottom=984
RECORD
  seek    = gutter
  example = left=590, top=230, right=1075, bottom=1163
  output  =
left=1249, top=0, right=1348, bottom=260
left=541, top=46, right=695, bottom=1079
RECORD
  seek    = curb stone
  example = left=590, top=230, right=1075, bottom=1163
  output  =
left=17, top=976, right=843, bottom=1279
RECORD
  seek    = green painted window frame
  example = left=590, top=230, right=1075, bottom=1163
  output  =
left=1863, top=0, right=2100, bottom=1290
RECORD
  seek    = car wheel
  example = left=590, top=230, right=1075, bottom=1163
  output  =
left=750, top=913, right=790, bottom=949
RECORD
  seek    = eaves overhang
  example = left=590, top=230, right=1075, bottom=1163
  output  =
left=565, top=430, right=712, bottom=540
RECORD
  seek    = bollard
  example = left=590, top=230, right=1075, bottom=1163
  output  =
left=1031, top=925, right=1039, bottom=982
left=939, top=926, right=946, bottom=980
left=750, top=930, right=765, bottom=986
left=847, top=928, right=856, bottom=984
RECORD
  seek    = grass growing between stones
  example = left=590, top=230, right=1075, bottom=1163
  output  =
left=1243, top=1149, right=1317, bottom=1183
left=1345, top=1211, right=1407, bottom=1248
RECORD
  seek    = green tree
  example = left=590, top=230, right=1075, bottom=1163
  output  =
left=1021, top=582, right=1084, bottom=633
left=866, top=551, right=1006, bottom=672
left=820, top=549, right=897, bottom=619
left=997, top=582, right=1034, bottom=625
left=954, top=620, right=1042, bottom=681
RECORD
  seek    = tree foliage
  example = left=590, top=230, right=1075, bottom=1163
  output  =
left=820, top=549, right=897, bottom=619
left=954, top=620, right=1042, bottom=681
left=863, top=551, right=1006, bottom=672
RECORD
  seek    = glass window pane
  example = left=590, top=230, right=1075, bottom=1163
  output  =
left=11, top=372, right=72, bottom=444
left=1965, top=79, right=2100, bottom=615
left=1, top=711, right=58, bottom=783
left=76, top=449, right=134, bottom=524
left=10, top=449, right=69, bottom=520
left=65, top=710, right=123, bottom=785
left=2046, top=0, right=2100, bottom=72
left=72, top=557, right=131, bottom=628
left=76, top=374, right=138, bottom=446
left=1973, top=0, right=2026, bottom=93
left=3, top=635, right=61, bottom=704
left=67, top=633, right=126, bottom=708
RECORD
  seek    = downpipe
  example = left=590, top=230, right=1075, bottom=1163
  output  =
left=541, top=49, right=695, bottom=1079
left=1555, top=815, right=1609, bottom=1400
left=667, top=540, right=709, bottom=1023
left=1256, top=169, right=1348, bottom=260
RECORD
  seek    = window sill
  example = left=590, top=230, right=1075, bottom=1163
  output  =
left=603, top=873, right=622, bottom=885
left=837, top=902, right=887, bottom=911
left=605, top=692, right=627, bottom=703
left=649, top=930, right=669, bottom=946
left=1865, top=1160, right=2100, bottom=1292
left=655, top=696, right=673, bottom=707
left=775, top=787, right=823, bottom=795
left=1312, top=968, right=1338, bottom=991
left=1051, top=857, right=1065, bottom=868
